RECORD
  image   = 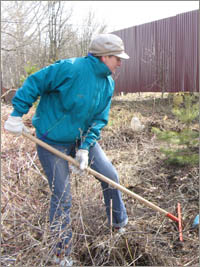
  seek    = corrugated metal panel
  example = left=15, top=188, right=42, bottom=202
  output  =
left=112, top=10, right=199, bottom=94
left=155, top=16, right=175, bottom=92
left=175, top=10, right=199, bottom=92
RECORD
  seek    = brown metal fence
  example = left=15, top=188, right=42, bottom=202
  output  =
left=112, top=10, right=199, bottom=94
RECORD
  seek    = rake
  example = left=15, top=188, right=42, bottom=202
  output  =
left=22, top=132, right=183, bottom=241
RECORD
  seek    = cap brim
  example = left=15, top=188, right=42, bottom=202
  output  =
left=115, top=52, right=130, bottom=59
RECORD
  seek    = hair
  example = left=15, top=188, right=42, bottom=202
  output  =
left=92, top=55, right=113, bottom=61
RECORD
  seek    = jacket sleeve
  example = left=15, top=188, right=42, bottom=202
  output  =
left=11, top=60, right=72, bottom=116
left=79, top=78, right=114, bottom=150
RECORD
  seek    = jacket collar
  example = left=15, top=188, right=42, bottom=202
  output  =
left=86, top=55, right=112, bottom=77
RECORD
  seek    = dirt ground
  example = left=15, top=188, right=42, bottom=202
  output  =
left=1, top=93, right=199, bottom=266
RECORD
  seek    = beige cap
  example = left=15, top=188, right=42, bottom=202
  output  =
left=89, top=33, right=129, bottom=59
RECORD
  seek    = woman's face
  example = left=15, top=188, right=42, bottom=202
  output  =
left=102, top=55, right=122, bottom=73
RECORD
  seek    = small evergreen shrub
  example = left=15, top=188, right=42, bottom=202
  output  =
left=152, top=93, right=199, bottom=166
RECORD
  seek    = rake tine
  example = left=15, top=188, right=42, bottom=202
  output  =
left=177, top=203, right=183, bottom=242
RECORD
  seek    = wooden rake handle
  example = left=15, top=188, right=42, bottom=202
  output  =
left=22, top=132, right=179, bottom=223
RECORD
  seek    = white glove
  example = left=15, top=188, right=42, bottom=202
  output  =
left=4, top=115, right=29, bottom=135
left=75, top=149, right=89, bottom=170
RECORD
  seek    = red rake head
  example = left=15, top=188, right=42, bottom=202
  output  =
left=166, top=203, right=183, bottom=242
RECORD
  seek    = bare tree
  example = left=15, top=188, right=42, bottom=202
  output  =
left=1, top=1, right=73, bottom=87
left=1, top=1, right=108, bottom=88
left=1, top=1, right=46, bottom=87
left=75, top=10, right=107, bottom=57
left=142, top=41, right=173, bottom=97
left=46, top=1, right=74, bottom=62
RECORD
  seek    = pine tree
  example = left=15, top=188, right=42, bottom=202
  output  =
left=152, top=93, right=199, bottom=166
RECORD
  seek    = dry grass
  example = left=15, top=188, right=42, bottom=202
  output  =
left=1, top=93, right=199, bottom=266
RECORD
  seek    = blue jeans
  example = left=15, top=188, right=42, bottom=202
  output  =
left=37, top=142, right=128, bottom=256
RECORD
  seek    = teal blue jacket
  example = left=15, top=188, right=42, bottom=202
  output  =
left=11, top=56, right=115, bottom=150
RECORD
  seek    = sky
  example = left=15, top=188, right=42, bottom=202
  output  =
left=70, top=1, right=199, bottom=31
